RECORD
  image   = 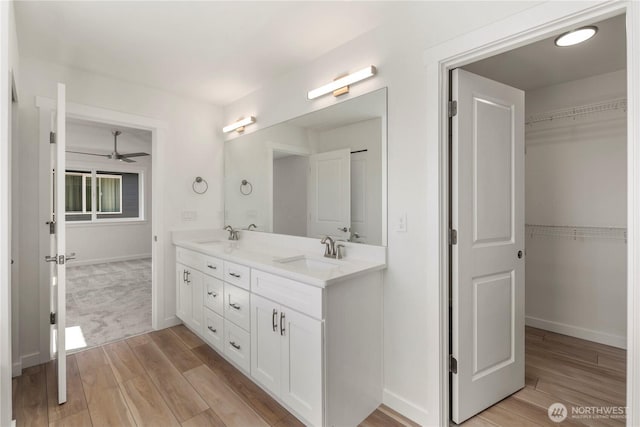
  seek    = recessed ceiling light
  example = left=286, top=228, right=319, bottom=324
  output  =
left=554, top=26, right=598, bottom=47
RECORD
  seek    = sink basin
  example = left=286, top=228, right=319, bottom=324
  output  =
left=274, top=255, right=339, bottom=271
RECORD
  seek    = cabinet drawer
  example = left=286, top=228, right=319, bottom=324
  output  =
left=204, top=276, right=224, bottom=315
left=176, top=247, right=203, bottom=269
left=203, top=308, right=224, bottom=353
left=224, top=283, right=251, bottom=331
left=202, top=255, right=223, bottom=279
left=224, top=319, right=250, bottom=373
left=251, top=269, right=323, bottom=320
left=224, top=261, right=250, bottom=290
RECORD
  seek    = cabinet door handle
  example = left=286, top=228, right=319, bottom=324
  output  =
left=207, top=326, right=217, bottom=333
left=185, top=270, right=191, bottom=284
left=207, top=291, right=217, bottom=298
left=280, top=312, right=286, bottom=336
left=229, top=302, right=241, bottom=310
left=207, top=264, right=217, bottom=270
left=272, top=309, right=278, bottom=332
left=230, top=341, right=241, bottom=350
left=183, top=270, right=187, bottom=282
left=229, top=272, right=241, bottom=278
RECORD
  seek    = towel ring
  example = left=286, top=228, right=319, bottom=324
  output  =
left=240, top=179, right=253, bottom=195
left=192, top=176, right=208, bottom=194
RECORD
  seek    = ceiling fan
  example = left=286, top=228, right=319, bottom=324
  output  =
left=66, top=130, right=149, bottom=163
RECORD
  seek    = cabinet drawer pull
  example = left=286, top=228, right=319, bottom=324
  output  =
left=230, top=341, right=241, bottom=350
left=280, top=312, right=286, bottom=336
left=229, top=272, right=241, bottom=278
left=207, top=326, right=217, bottom=333
left=229, top=302, right=241, bottom=310
left=207, top=291, right=217, bottom=297
left=183, top=270, right=187, bottom=282
left=272, top=309, right=278, bottom=332
left=207, top=264, right=217, bottom=270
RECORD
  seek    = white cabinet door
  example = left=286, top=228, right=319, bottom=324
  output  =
left=250, top=294, right=281, bottom=395
left=189, top=268, right=204, bottom=335
left=176, top=263, right=191, bottom=323
left=280, top=307, right=323, bottom=427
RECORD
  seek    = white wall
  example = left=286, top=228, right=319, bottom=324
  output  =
left=221, top=2, right=541, bottom=423
left=273, top=155, right=308, bottom=236
left=525, top=69, right=627, bottom=347
left=65, top=121, right=152, bottom=265
left=15, top=56, right=224, bottom=369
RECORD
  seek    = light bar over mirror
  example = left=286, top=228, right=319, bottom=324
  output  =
left=307, top=66, right=377, bottom=100
left=223, top=116, right=256, bottom=133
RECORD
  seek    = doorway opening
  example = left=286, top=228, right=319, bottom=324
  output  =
left=64, top=119, right=153, bottom=351
left=449, top=13, right=628, bottom=425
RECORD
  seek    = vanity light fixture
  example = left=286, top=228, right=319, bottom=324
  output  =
left=554, top=26, right=598, bottom=47
left=307, top=65, right=377, bottom=100
left=223, top=116, right=256, bottom=133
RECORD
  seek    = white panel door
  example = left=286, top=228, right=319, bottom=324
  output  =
left=48, top=83, right=67, bottom=404
left=280, top=307, right=322, bottom=427
left=350, top=151, right=368, bottom=243
left=307, top=149, right=351, bottom=240
left=250, top=294, right=281, bottom=395
left=451, top=69, right=525, bottom=423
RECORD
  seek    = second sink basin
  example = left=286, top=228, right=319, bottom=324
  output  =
left=274, top=255, right=339, bottom=272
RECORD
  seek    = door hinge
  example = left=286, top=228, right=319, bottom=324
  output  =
left=450, top=355, right=458, bottom=374
left=50, top=312, right=56, bottom=325
left=449, top=229, right=458, bottom=245
left=47, top=221, right=55, bottom=235
left=49, top=131, right=56, bottom=144
left=448, top=100, right=458, bottom=118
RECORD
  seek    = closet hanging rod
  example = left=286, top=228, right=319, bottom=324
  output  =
left=525, top=224, right=627, bottom=242
left=525, top=97, right=627, bottom=126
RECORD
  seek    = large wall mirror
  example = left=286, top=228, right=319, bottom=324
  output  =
left=224, top=88, right=387, bottom=246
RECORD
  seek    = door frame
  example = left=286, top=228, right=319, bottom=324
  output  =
left=424, top=1, right=640, bottom=425
left=35, top=97, right=167, bottom=362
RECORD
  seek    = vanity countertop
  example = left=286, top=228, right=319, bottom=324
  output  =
left=174, top=238, right=386, bottom=288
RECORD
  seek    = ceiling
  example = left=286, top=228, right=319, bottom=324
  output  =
left=14, top=1, right=541, bottom=106
left=463, top=14, right=626, bottom=91
left=14, top=1, right=401, bottom=105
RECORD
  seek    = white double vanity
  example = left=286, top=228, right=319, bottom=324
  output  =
left=173, top=230, right=386, bottom=426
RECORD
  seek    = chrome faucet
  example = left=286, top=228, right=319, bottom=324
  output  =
left=224, top=225, right=239, bottom=240
left=320, top=236, right=345, bottom=259
left=247, top=223, right=257, bottom=231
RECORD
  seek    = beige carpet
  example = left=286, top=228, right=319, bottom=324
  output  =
left=66, top=258, right=152, bottom=351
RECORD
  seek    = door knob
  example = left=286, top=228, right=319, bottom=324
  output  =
left=517, top=250, right=523, bottom=259
left=337, top=227, right=348, bottom=232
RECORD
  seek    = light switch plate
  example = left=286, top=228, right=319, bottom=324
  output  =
left=396, top=213, right=407, bottom=232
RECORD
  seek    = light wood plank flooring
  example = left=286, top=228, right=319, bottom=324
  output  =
left=460, top=326, right=627, bottom=426
left=13, top=325, right=418, bottom=427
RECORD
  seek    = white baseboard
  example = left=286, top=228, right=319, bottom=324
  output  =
left=19, top=351, right=42, bottom=371
left=12, top=360, right=21, bottom=377
left=160, top=315, right=181, bottom=330
left=382, top=388, right=429, bottom=426
left=69, top=253, right=151, bottom=267
left=526, top=316, right=626, bottom=349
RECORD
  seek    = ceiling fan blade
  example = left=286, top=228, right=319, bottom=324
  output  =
left=120, top=152, right=150, bottom=158
left=121, top=158, right=136, bottom=163
left=66, top=150, right=110, bottom=157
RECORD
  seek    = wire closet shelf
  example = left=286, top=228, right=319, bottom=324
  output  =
left=525, top=224, right=627, bottom=242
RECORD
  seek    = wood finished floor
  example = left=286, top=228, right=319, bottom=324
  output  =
left=12, top=325, right=418, bottom=427
left=459, top=326, right=627, bottom=427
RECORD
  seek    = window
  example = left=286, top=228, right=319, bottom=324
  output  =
left=65, top=169, right=142, bottom=222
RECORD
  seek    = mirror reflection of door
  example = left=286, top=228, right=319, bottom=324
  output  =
left=307, top=149, right=351, bottom=240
